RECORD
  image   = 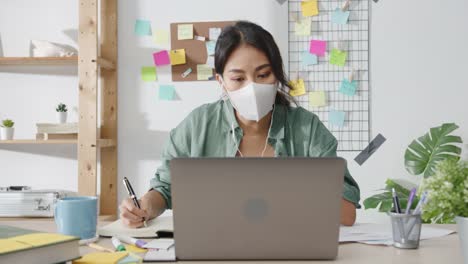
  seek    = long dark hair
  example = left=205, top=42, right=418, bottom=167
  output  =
left=215, top=21, right=296, bottom=106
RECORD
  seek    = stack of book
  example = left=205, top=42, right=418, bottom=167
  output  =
left=0, top=225, right=80, bottom=263
left=35, top=123, right=78, bottom=140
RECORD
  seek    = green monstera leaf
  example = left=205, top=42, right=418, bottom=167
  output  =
left=364, top=179, right=419, bottom=212
left=404, top=123, right=462, bottom=178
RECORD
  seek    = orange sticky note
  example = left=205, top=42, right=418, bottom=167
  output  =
left=301, top=0, right=319, bottom=17
left=169, top=49, right=186, bottom=65
left=289, top=79, right=306, bottom=97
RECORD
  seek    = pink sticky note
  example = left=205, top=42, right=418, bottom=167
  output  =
left=153, top=50, right=171, bottom=66
left=309, top=40, right=327, bottom=56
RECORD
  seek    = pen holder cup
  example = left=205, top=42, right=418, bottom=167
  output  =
left=389, top=211, right=422, bottom=249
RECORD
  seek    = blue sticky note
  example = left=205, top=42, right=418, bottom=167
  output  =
left=135, top=19, right=152, bottom=36
left=159, top=85, right=175, bottom=100
left=329, top=110, right=346, bottom=127
left=339, top=79, right=358, bottom=96
left=301, top=52, right=318, bottom=66
left=206, top=41, right=216, bottom=56
left=331, top=8, right=350, bottom=25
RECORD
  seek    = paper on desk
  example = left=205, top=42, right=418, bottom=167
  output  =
left=98, top=210, right=173, bottom=238
left=339, top=223, right=455, bottom=245
left=144, top=247, right=176, bottom=261
left=143, top=238, right=174, bottom=250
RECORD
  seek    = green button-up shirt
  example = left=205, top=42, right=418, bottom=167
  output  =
left=150, top=99, right=361, bottom=209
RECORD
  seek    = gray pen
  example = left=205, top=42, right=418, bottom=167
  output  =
left=123, top=177, right=148, bottom=227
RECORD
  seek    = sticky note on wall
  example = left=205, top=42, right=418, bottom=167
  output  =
left=154, top=29, right=169, bottom=45
left=301, top=52, right=318, bottom=66
left=331, top=8, right=350, bottom=25
left=289, top=79, right=306, bottom=97
left=295, top=18, right=312, bottom=36
left=339, top=79, right=358, bottom=96
left=309, top=91, right=327, bottom=107
left=178, top=24, right=194, bottom=40
left=310, top=40, right=327, bottom=56
left=159, top=85, right=175, bottom=100
left=169, top=49, right=186, bottom=65
left=329, top=110, right=346, bottom=127
left=329, top=49, right=347, bottom=67
left=134, top=19, right=152, bottom=36
left=197, top=64, right=214, bottom=81
left=301, top=0, right=319, bottom=17
left=206, top=41, right=216, bottom=56
left=153, top=50, right=171, bottom=66
left=209, top=28, right=222, bottom=41
left=141, top=66, right=157, bottom=82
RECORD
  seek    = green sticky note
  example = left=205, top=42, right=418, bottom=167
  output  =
left=135, top=20, right=152, bottom=36
left=141, top=66, right=157, bottom=81
left=309, top=91, right=327, bottom=107
left=329, top=49, right=347, bottom=67
left=159, top=85, right=175, bottom=100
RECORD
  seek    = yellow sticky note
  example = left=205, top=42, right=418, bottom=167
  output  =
left=141, top=66, right=157, bottom=81
left=73, top=252, right=128, bottom=264
left=178, top=24, right=193, bottom=40
left=295, top=18, right=312, bottom=36
left=169, top=49, right=186, bottom=65
left=197, top=64, right=213, bottom=80
left=309, top=91, right=327, bottom=107
left=125, top=244, right=148, bottom=253
left=154, top=29, right=169, bottom=45
left=301, top=0, right=319, bottom=17
left=289, top=79, right=306, bottom=97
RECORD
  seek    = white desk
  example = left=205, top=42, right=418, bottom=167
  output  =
left=0, top=218, right=463, bottom=264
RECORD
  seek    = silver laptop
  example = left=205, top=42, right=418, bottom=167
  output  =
left=170, top=157, right=345, bottom=260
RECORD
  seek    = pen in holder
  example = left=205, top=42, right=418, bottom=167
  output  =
left=388, top=211, right=422, bottom=249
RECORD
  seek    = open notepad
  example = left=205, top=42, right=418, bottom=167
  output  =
left=97, top=210, right=173, bottom=238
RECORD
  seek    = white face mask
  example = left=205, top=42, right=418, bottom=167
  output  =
left=223, top=81, right=278, bottom=122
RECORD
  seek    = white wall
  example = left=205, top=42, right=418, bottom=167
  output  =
left=0, top=0, right=79, bottom=191
left=1, top=0, right=467, bottom=223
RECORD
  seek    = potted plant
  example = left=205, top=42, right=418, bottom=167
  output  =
left=56, top=103, right=68, bottom=123
left=364, top=123, right=462, bottom=213
left=419, top=159, right=468, bottom=262
left=0, top=119, right=15, bottom=140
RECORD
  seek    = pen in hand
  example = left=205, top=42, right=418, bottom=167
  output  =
left=123, top=177, right=148, bottom=227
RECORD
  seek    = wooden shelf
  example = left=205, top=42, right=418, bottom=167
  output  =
left=0, top=56, right=115, bottom=70
left=0, top=56, right=78, bottom=65
left=0, top=138, right=116, bottom=148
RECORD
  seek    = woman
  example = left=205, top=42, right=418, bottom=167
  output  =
left=120, top=21, right=360, bottom=227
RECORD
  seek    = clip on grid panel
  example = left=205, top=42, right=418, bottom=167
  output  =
left=288, top=0, right=370, bottom=152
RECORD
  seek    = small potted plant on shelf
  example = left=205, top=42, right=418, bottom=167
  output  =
left=0, top=119, right=15, bottom=140
left=56, top=103, right=68, bottom=123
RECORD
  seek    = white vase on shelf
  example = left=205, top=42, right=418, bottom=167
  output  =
left=0, top=127, right=14, bottom=140
left=56, top=112, right=67, bottom=123
left=456, top=216, right=468, bottom=264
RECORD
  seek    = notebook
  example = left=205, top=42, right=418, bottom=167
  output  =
left=98, top=210, right=173, bottom=238
left=0, top=225, right=80, bottom=263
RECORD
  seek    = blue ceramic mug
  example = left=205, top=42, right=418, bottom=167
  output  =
left=55, top=196, right=98, bottom=240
